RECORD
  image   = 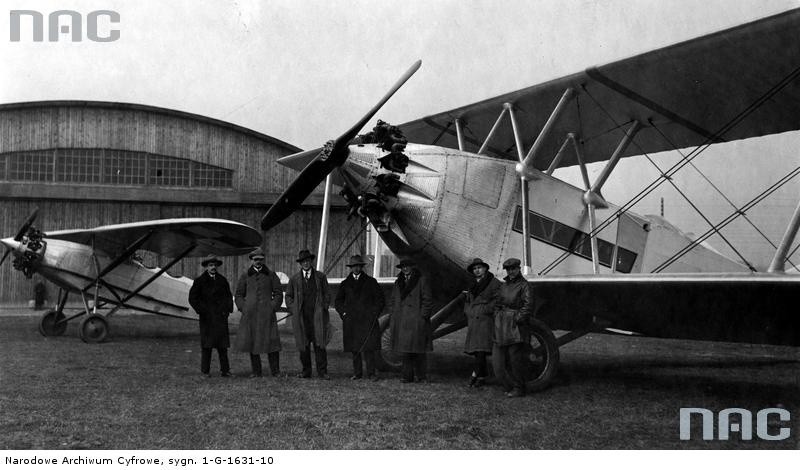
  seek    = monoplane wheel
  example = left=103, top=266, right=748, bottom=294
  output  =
left=375, top=314, right=401, bottom=372
left=38, top=310, right=67, bottom=337
left=524, top=318, right=560, bottom=392
left=79, top=314, right=109, bottom=343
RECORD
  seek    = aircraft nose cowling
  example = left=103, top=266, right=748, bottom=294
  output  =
left=1, top=237, right=22, bottom=252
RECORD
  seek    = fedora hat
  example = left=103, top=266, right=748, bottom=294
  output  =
left=346, top=254, right=367, bottom=267
left=466, top=258, right=489, bottom=272
left=502, top=257, right=521, bottom=269
left=201, top=254, right=222, bottom=267
left=248, top=248, right=265, bottom=260
left=395, top=258, right=416, bottom=268
left=296, top=249, right=316, bottom=262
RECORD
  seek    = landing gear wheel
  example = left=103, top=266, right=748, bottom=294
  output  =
left=79, top=314, right=109, bottom=343
left=38, top=310, right=67, bottom=337
left=375, top=314, right=401, bottom=372
left=523, top=318, right=560, bottom=392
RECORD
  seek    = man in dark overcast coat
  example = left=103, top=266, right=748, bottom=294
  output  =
left=189, top=254, right=233, bottom=377
left=335, top=254, right=385, bottom=380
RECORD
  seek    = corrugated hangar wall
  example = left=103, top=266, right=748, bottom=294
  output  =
left=0, top=101, right=364, bottom=305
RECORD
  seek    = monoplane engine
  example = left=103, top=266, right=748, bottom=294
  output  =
left=1, top=226, right=47, bottom=278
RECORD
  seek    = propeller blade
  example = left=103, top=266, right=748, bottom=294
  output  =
left=261, top=60, right=422, bottom=231
left=0, top=249, right=11, bottom=268
left=14, top=208, right=39, bottom=241
left=333, top=59, right=422, bottom=150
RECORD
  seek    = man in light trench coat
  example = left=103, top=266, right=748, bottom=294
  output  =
left=389, top=258, right=434, bottom=383
left=234, top=248, right=284, bottom=378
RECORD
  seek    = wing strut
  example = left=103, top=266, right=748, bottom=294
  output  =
left=93, top=231, right=153, bottom=280
left=506, top=103, right=533, bottom=273
left=316, top=174, right=333, bottom=272
left=767, top=197, right=800, bottom=273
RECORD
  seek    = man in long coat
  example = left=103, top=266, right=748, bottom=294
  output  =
left=286, top=249, right=331, bottom=379
left=463, top=258, right=501, bottom=388
left=234, top=248, right=283, bottom=378
left=389, top=258, right=434, bottom=383
left=188, top=254, right=233, bottom=377
left=493, top=257, right=533, bottom=398
left=335, top=254, right=385, bottom=380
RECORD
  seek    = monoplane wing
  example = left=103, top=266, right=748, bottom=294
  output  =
left=399, top=8, right=800, bottom=170
left=45, top=218, right=262, bottom=258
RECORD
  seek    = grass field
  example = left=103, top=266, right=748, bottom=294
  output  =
left=0, top=309, right=797, bottom=449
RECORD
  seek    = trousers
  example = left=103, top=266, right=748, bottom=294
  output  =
left=352, top=351, right=376, bottom=377
left=401, top=353, right=427, bottom=382
left=201, top=347, right=229, bottom=374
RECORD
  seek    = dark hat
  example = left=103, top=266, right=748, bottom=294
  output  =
left=502, top=257, right=521, bottom=269
left=396, top=258, right=416, bottom=268
left=466, top=258, right=489, bottom=272
left=296, top=249, right=316, bottom=262
left=248, top=248, right=265, bottom=260
left=201, top=254, right=222, bottom=267
left=346, top=254, right=367, bottom=267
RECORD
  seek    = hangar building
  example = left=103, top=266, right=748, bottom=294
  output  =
left=0, top=101, right=365, bottom=305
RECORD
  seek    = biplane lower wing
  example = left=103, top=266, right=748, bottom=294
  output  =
left=531, top=273, right=800, bottom=347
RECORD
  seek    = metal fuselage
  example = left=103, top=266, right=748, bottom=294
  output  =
left=1, top=237, right=195, bottom=318
left=340, top=143, right=746, bottom=294
left=334, top=143, right=800, bottom=345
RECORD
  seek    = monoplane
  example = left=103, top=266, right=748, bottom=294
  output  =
left=0, top=212, right=262, bottom=342
left=261, top=9, right=800, bottom=389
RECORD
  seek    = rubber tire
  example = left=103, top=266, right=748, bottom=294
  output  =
left=38, top=310, right=67, bottom=337
left=523, top=318, right=560, bottom=392
left=79, top=314, right=109, bottom=343
left=375, top=314, right=401, bottom=372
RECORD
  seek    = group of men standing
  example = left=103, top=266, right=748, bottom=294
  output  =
left=188, top=248, right=533, bottom=397
left=188, top=248, right=400, bottom=382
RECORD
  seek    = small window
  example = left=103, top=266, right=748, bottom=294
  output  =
left=616, top=247, right=637, bottom=273
left=512, top=206, right=634, bottom=270
left=150, top=155, right=190, bottom=186
left=7, top=151, right=53, bottom=182
left=193, top=162, right=233, bottom=188
left=56, top=149, right=102, bottom=183
left=105, top=150, right=147, bottom=185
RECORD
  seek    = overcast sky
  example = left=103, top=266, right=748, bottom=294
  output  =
left=1, top=0, right=799, bottom=268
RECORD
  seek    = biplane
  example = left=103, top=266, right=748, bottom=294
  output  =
left=0, top=212, right=261, bottom=342
left=262, top=9, right=800, bottom=389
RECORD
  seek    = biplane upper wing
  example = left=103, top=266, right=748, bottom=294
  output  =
left=399, top=8, right=800, bottom=170
left=45, top=218, right=262, bottom=258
